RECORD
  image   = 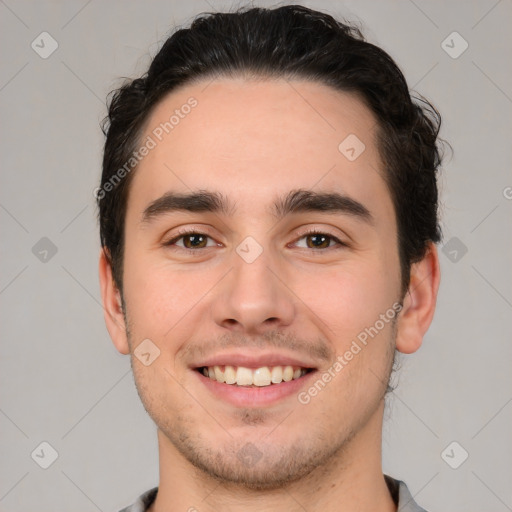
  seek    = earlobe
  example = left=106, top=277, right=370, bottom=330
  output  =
left=98, top=248, right=130, bottom=355
left=395, top=242, right=441, bottom=354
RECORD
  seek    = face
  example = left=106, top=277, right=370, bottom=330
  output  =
left=108, top=78, right=408, bottom=488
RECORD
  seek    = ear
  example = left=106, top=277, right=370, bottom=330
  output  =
left=395, top=242, right=441, bottom=354
left=98, top=248, right=130, bottom=355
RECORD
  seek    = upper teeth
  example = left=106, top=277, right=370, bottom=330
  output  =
left=201, top=365, right=308, bottom=387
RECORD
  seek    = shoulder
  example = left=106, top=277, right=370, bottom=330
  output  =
left=117, top=487, right=158, bottom=512
left=384, top=474, right=429, bottom=512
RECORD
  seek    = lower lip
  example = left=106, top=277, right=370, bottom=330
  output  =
left=195, top=370, right=318, bottom=408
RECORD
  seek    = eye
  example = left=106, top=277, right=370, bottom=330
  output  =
left=163, top=228, right=347, bottom=253
left=293, top=230, right=346, bottom=250
left=164, top=230, right=218, bottom=250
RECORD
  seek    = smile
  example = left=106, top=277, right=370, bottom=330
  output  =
left=197, top=365, right=313, bottom=387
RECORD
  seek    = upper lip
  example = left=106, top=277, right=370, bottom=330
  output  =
left=192, top=351, right=318, bottom=370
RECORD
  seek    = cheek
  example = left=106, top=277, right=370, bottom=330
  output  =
left=293, top=258, right=397, bottom=335
left=122, top=249, right=216, bottom=345
left=295, top=262, right=397, bottom=408
left=125, top=274, right=172, bottom=323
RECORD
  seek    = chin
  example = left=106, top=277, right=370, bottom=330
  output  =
left=160, top=422, right=351, bottom=491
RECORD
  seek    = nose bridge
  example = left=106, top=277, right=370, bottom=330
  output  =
left=211, top=236, right=295, bottom=332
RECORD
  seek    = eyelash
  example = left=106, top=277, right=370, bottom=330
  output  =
left=163, top=227, right=347, bottom=254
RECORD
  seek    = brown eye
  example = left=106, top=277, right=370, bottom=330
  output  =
left=294, top=231, right=345, bottom=250
left=182, top=234, right=208, bottom=249
left=165, top=231, right=216, bottom=250
left=305, top=233, right=332, bottom=249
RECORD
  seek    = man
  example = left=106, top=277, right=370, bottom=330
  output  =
left=97, top=4, right=443, bottom=511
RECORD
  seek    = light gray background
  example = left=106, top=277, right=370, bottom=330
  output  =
left=1, top=0, right=511, bottom=511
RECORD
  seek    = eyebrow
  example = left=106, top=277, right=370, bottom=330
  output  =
left=141, top=188, right=374, bottom=226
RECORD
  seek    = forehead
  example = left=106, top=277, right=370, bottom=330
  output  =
left=128, top=78, right=392, bottom=225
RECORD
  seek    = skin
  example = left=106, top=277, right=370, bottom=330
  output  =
left=99, top=78, right=440, bottom=511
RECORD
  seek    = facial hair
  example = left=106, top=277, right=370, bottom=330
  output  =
left=122, top=298, right=398, bottom=491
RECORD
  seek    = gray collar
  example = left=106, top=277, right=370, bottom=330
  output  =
left=119, top=475, right=428, bottom=511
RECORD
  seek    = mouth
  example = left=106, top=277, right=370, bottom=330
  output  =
left=195, top=365, right=315, bottom=387
left=191, top=353, right=320, bottom=407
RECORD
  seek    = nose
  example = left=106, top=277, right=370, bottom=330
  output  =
left=210, top=245, right=296, bottom=335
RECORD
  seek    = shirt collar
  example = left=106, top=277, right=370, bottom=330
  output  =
left=120, top=475, right=428, bottom=512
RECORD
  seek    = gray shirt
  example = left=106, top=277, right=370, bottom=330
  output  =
left=118, top=475, right=428, bottom=511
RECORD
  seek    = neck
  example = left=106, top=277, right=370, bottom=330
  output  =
left=149, top=402, right=395, bottom=512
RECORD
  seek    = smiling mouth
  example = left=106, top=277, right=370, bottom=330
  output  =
left=196, top=365, right=315, bottom=387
